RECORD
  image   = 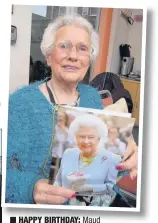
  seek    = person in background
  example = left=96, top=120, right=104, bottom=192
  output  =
left=105, top=127, right=126, bottom=158
left=51, top=109, right=75, bottom=176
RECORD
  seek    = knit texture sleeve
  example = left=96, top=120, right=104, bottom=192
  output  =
left=79, top=84, right=103, bottom=110
left=5, top=92, right=46, bottom=204
left=92, top=88, right=103, bottom=110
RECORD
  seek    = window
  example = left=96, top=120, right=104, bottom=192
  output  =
left=82, top=7, right=89, bottom=16
left=59, top=6, right=66, bottom=15
left=90, top=7, right=97, bottom=16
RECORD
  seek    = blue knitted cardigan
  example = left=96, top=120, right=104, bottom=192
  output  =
left=5, top=80, right=103, bottom=204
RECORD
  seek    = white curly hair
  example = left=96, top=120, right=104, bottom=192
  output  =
left=40, top=14, right=99, bottom=62
left=68, top=114, right=108, bottom=151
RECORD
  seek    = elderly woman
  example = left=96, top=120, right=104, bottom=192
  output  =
left=54, top=114, right=121, bottom=206
left=6, top=14, right=137, bottom=205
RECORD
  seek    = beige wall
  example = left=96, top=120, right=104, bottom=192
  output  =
left=106, top=8, right=143, bottom=74
left=128, top=9, right=143, bottom=72
left=9, top=5, right=32, bottom=93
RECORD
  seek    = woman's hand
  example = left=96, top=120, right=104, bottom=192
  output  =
left=33, top=179, right=76, bottom=204
left=116, top=139, right=138, bottom=179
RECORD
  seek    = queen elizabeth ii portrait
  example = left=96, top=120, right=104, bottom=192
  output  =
left=54, top=113, right=121, bottom=206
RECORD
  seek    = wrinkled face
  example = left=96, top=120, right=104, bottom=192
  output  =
left=108, top=128, right=119, bottom=140
left=75, top=126, right=100, bottom=155
left=46, top=25, right=91, bottom=84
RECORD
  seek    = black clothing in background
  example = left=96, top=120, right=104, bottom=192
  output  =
left=29, top=60, right=51, bottom=84
left=90, top=72, right=133, bottom=113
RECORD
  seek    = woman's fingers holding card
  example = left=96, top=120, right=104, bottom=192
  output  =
left=33, top=179, right=76, bottom=204
left=34, top=193, right=68, bottom=205
left=115, top=138, right=138, bottom=180
left=129, top=167, right=137, bottom=180
left=122, top=139, right=137, bottom=162
left=116, top=150, right=138, bottom=180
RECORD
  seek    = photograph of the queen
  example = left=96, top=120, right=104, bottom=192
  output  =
left=54, top=113, right=122, bottom=206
